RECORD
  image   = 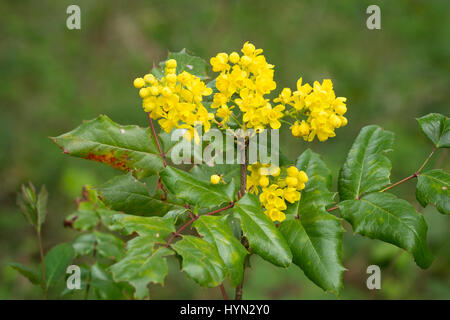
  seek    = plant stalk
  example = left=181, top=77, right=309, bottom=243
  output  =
left=36, top=230, right=47, bottom=299
left=235, top=139, right=249, bottom=300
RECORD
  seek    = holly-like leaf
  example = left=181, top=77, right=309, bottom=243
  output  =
left=152, top=49, right=210, bottom=80
left=51, top=115, right=165, bottom=178
left=110, top=247, right=173, bottom=299
left=10, top=263, right=42, bottom=286
left=338, top=125, right=394, bottom=200
left=417, top=113, right=450, bottom=148
left=93, top=231, right=125, bottom=260
left=233, top=194, right=292, bottom=267
left=44, top=243, right=75, bottom=287
left=36, top=185, right=48, bottom=232
left=72, top=201, right=100, bottom=231
left=90, top=263, right=125, bottom=300
left=279, top=211, right=345, bottom=294
left=296, top=149, right=332, bottom=190
left=73, top=233, right=96, bottom=256
left=283, top=149, right=345, bottom=293
left=100, top=173, right=184, bottom=216
left=339, top=192, right=433, bottom=269
left=416, top=169, right=450, bottom=214
left=160, top=166, right=235, bottom=209
left=296, top=149, right=335, bottom=212
left=112, top=214, right=175, bottom=239
left=193, top=215, right=248, bottom=287
left=172, top=235, right=227, bottom=287
left=190, top=163, right=241, bottom=196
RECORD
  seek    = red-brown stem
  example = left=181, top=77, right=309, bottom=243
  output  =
left=380, top=146, right=438, bottom=193
left=379, top=174, right=417, bottom=193
left=327, top=205, right=339, bottom=212
left=147, top=113, right=167, bottom=167
left=165, top=202, right=235, bottom=247
left=219, top=284, right=228, bottom=300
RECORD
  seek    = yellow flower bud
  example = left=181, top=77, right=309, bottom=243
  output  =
left=139, top=87, right=151, bottom=98
left=286, top=166, right=299, bottom=177
left=259, top=176, right=269, bottom=187
left=166, top=59, right=177, bottom=69
left=133, top=77, right=145, bottom=88
left=144, top=74, right=156, bottom=84
left=229, top=52, right=240, bottom=64
left=286, top=176, right=298, bottom=187
left=240, top=55, right=252, bottom=66
left=161, top=86, right=172, bottom=97
left=242, top=42, right=255, bottom=56
left=166, top=73, right=177, bottom=83
left=210, top=174, right=221, bottom=184
left=335, top=104, right=347, bottom=115
left=297, top=170, right=308, bottom=183
left=149, top=86, right=160, bottom=96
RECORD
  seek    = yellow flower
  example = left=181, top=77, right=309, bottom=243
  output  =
left=284, top=187, right=301, bottom=203
left=259, top=175, right=269, bottom=187
left=134, top=59, right=213, bottom=143
left=133, top=77, right=145, bottom=88
left=166, top=59, right=177, bottom=69
left=210, top=174, right=221, bottom=184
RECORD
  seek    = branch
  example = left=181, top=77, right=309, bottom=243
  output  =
left=147, top=113, right=167, bottom=167
left=219, top=284, right=228, bottom=300
left=165, top=202, right=235, bottom=247
left=380, top=146, right=438, bottom=193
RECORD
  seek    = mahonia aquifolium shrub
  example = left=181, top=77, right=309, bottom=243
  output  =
left=11, top=42, right=449, bottom=300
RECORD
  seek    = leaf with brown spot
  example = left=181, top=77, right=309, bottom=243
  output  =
left=51, top=115, right=165, bottom=178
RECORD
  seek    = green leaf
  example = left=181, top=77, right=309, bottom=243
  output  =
left=160, top=166, right=235, bottom=209
left=44, top=243, right=75, bottom=287
left=93, top=231, right=125, bottom=260
left=233, top=194, right=292, bottom=267
left=90, top=263, right=125, bottom=300
left=296, top=149, right=335, bottom=212
left=36, top=185, right=48, bottom=232
left=72, top=201, right=100, bottom=231
left=110, top=247, right=173, bottom=299
left=152, top=49, right=210, bottom=80
left=416, top=169, right=450, bottom=214
left=73, top=233, right=96, bottom=256
left=193, top=215, right=248, bottom=287
left=112, top=214, right=175, bottom=239
left=339, top=192, right=433, bottom=269
left=190, top=163, right=241, bottom=195
left=338, top=125, right=394, bottom=200
left=100, top=173, right=184, bottom=216
left=296, top=149, right=332, bottom=190
left=51, top=115, right=165, bottom=178
left=172, top=235, right=227, bottom=287
left=283, top=149, right=345, bottom=293
left=280, top=212, right=345, bottom=293
left=10, top=263, right=42, bottom=286
left=17, top=183, right=37, bottom=227
left=417, top=113, right=450, bottom=148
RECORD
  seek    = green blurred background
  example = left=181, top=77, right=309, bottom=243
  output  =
left=1, top=0, right=449, bottom=299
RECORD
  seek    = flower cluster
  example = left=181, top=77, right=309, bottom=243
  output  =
left=247, top=163, right=308, bottom=222
left=278, top=78, right=348, bottom=142
left=133, top=59, right=213, bottom=143
left=210, top=42, right=282, bottom=131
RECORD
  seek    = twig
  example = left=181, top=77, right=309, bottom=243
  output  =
left=219, top=284, right=228, bottom=300
left=380, top=146, right=438, bottom=193
left=36, top=230, right=47, bottom=300
left=147, top=113, right=167, bottom=167
left=235, top=140, right=249, bottom=300
left=166, top=202, right=235, bottom=247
